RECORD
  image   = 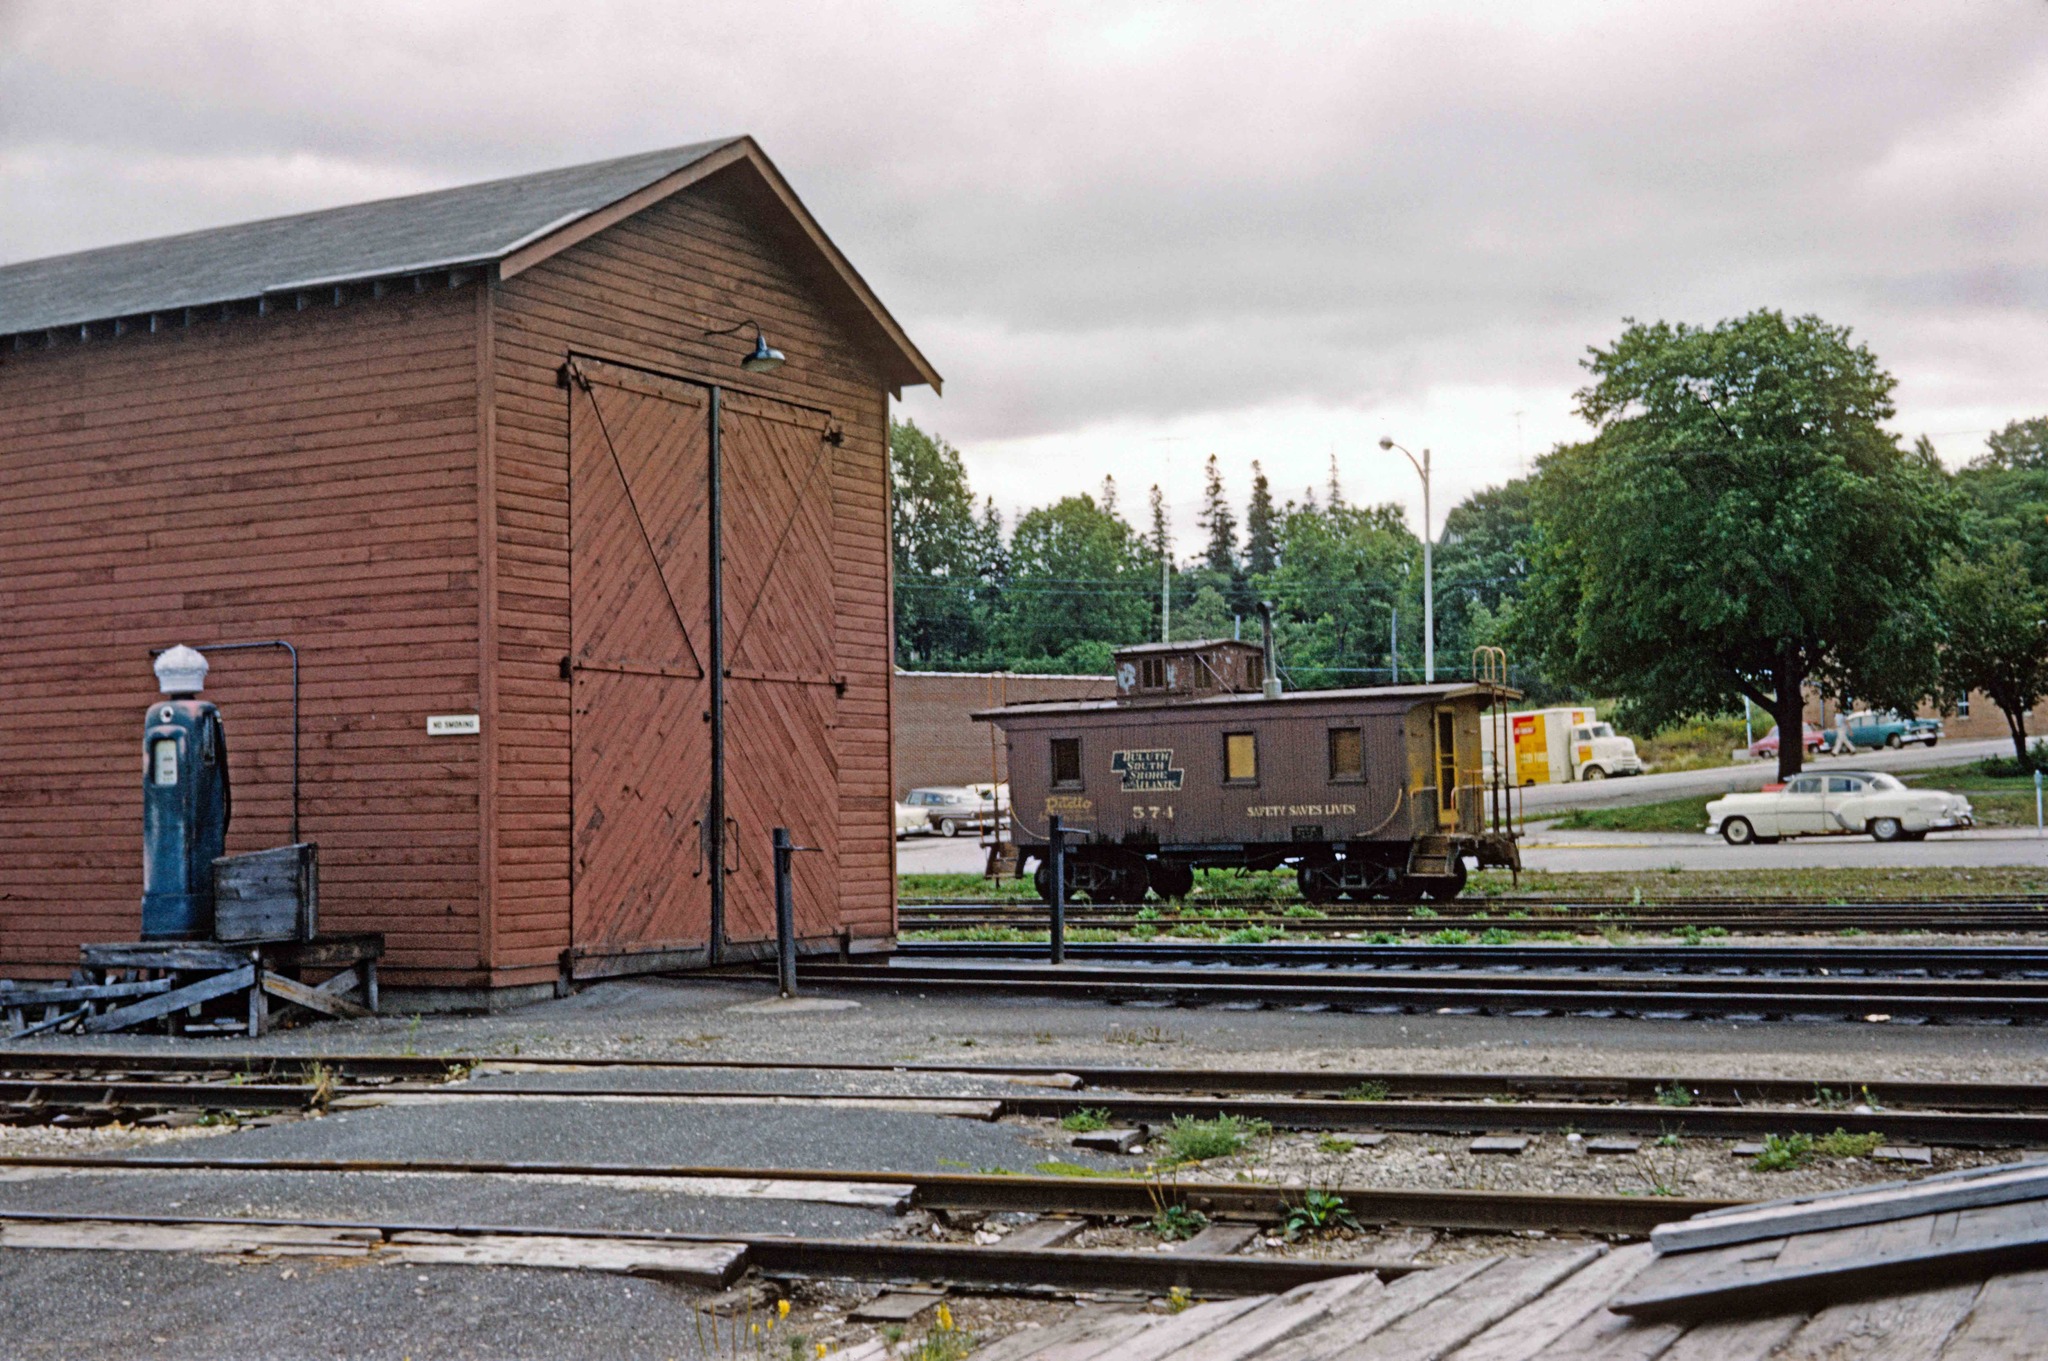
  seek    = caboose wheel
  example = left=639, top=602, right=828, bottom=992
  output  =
left=1296, top=864, right=1342, bottom=905
left=1148, top=860, right=1195, bottom=900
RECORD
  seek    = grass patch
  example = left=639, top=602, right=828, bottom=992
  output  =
left=1340, top=1080, right=1392, bottom=1102
left=1060, top=1108, right=1111, bottom=1132
left=1282, top=1188, right=1362, bottom=1240
left=1426, top=928, right=1474, bottom=945
left=1160, top=1114, right=1271, bottom=1163
left=1551, top=796, right=1714, bottom=834
left=1032, top=1160, right=1146, bottom=1179
left=1633, top=713, right=1752, bottom=773
left=1751, top=1133, right=1814, bottom=1172
left=1672, top=924, right=1729, bottom=946
left=1317, top=1134, right=1358, bottom=1154
left=1815, top=1128, right=1885, bottom=1159
left=1655, top=1081, right=1694, bottom=1108
left=1223, top=925, right=1285, bottom=944
left=1149, top=1203, right=1209, bottom=1241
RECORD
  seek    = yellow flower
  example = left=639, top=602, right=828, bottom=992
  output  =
left=937, top=1304, right=956, bottom=1332
left=779, top=1299, right=792, bottom=1319
left=817, top=1346, right=829, bottom=1358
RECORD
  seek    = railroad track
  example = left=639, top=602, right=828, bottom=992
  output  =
left=792, top=958, right=2048, bottom=1022
left=894, top=940, right=2048, bottom=976
left=6, top=1052, right=2045, bottom=1144
left=899, top=896, right=2048, bottom=937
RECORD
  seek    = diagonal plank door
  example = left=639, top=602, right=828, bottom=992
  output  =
left=569, top=365, right=714, bottom=956
left=718, top=392, right=841, bottom=944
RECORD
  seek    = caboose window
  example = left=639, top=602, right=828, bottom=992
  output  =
left=1140, top=657, right=1166, bottom=690
left=1050, top=737, right=1082, bottom=788
left=1328, top=727, right=1364, bottom=781
left=1224, top=732, right=1258, bottom=783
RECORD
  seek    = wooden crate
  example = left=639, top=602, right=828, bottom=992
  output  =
left=213, top=844, right=318, bottom=943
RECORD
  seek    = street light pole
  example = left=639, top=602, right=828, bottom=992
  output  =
left=1380, top=438, right=1434, bottom=683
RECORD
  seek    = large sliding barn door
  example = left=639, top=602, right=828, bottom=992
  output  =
left=718, top=393, right=841, bottom=944
left=568, top=363, right=714, bottom=958
left=567, top=361, right=840, bottom=964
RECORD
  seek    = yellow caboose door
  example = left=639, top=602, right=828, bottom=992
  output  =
left=1434, top=709, right=1459, bottom=825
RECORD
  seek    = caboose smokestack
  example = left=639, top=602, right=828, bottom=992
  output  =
left=1257, top=601, right=1282, bottom=699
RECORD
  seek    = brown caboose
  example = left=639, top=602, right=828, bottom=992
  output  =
left=977, top=639, right=1520, bottom=903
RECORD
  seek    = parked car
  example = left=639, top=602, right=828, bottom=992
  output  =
left=902, top=786, right=1001, bottom=838
left=1749, top=723, right=1825, bottom=759
left=894, top=801, right=931, bottom=840
left=1842, top=710, right=1942, bottom=750
left=1705, top=771, right=1974, bottom=845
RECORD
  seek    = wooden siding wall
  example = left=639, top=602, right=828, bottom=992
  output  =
left=487, top=165, right=897, bottom=982
left=0, top=290, right=485, bottom=980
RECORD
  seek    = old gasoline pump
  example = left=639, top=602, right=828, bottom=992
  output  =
left=141, top=644, right=232, bottom=939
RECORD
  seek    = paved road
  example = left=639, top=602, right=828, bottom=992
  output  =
left=1520, top=826, right=2046, bottom=873
left=1517, top=737, right=2012, bottom=814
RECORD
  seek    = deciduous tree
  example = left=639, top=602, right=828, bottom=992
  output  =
left=1519, top=311, right=1960, bottom=778
left=1935, top=545, right=2048, bottom=769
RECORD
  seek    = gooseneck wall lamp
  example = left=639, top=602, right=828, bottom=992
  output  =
left=703, top=319, right=786, bottom=373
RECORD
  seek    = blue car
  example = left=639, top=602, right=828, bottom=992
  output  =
left=1841, top=711, right=1942, bottom=750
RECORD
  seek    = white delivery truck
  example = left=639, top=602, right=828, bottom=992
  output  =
left=1480, top=707, right=1643, bottom=784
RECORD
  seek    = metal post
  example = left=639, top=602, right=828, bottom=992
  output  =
left=707, top=386, right=727, bottom=966
left=1421, top=447, right=1433, bottom=683
left=772, top=827, right=797, bottom=997
left=2035, top=769, right=2042, bottom=837
left=1048, top=815, right=1066, bottom=966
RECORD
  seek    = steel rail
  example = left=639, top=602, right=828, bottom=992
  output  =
left=0, top=1207, right=1398, bottom=1296
left=903, top=894, right=2048, bottom=911
left=5, top=1053, right=2045, bottom=1113
left=0, top=1156, right=1731, bottom=1235
left=6, top=1052, right=2045, bottom=1108
left=790, top=962, right=2048, bottom=1020
left=10, top=1078, right=2042, bottom=1144
left=890, top=941, right=2048, bottom=976
left=899, top=912, right=2048, bottom=935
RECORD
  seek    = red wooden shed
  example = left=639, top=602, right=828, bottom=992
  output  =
left=0, top=138, right=938, bottom=1003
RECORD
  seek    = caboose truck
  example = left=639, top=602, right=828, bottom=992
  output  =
left=975, top=633, right=1521, bottom=906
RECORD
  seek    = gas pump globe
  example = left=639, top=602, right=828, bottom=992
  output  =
left=141, top=645, right=232, bottom=939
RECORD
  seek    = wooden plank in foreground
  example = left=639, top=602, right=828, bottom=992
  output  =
left=387, top=1231, right=744, bottom=1288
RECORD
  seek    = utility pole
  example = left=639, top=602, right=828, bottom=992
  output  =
left=1380, top=438, right=1434, bottom=682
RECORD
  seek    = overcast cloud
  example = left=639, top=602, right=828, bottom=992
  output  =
left=3, top=0, right=2045, bottom=539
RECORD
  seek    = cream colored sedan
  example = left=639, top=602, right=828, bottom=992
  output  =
left=1705, top=771, right=1974, bottom=845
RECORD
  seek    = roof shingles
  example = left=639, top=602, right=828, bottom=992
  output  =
left=0, top=140, right=738, bottom=335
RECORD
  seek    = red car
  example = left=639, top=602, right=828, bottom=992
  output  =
left=1749, top=723, right=1825, bottom=759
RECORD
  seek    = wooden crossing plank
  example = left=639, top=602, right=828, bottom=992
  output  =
left=1025, top=1313, right=1172, bottom=1361
left=1619, top=1197, right=2048, bottom=1318
left=1256, top=1259, right=1499, bottom=1361
left=969, top=1315, right=1119, bottom=1361
left=1448, top=1245, right=1657, bottom=1361
left=387, top=1231, right=744, bottom=1288
left=1165, top=1272, right=1385, bottom=1361
left=1936, top=1267, right=2048, bottom=1360
left=1651, top=1163, right=2048, bottom=1255
left=1331, top=1248, right=1606, bottom=1361
left=1771, top=1281, right=1980, bottom=1361
left=1653, top=1313, right=1808, bottom=1361
left=1087, top=1296, right=1270, bottom=1361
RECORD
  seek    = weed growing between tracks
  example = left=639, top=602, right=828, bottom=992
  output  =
left=1746, top=1130, right=1887, bottom=1171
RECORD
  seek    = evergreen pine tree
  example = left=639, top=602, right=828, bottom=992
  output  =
left=1245, top=461, right=1278, bottom=578
left=1198, top=454, right=1238, bottom=575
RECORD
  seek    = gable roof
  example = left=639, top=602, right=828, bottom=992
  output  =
left=0, top=137, right=939, bottom=393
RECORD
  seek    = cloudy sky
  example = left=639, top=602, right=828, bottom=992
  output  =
left=3, top=1, right=2045, bottom=543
